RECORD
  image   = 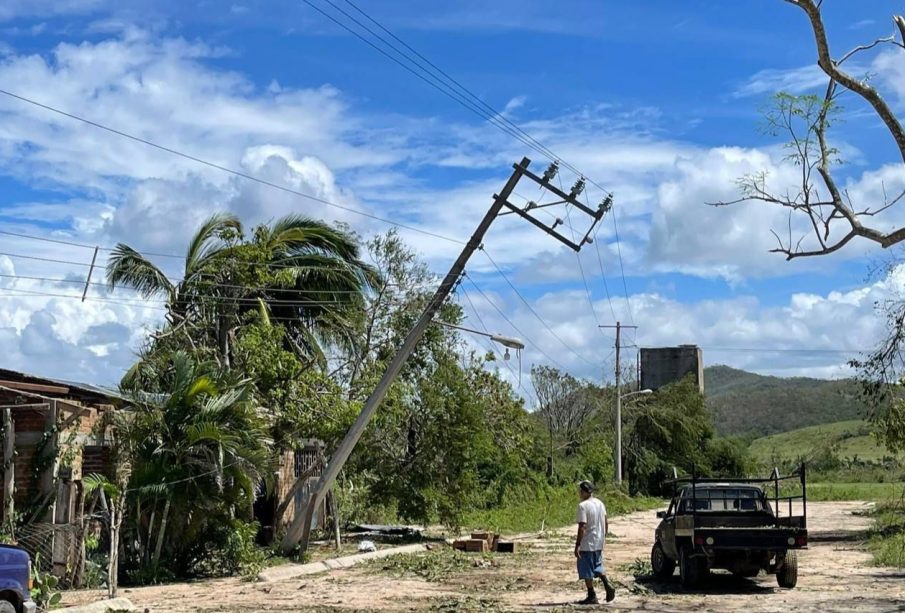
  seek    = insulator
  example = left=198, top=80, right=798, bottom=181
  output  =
left=599, top=194, right=613, bottom=212
left=542, top=161, right=559, bottom=183
left=570, top=177, right=586, bottom=197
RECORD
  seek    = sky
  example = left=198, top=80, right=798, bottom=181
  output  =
left=1, top=0, right=904, bottom=392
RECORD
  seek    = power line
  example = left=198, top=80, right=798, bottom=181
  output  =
left=305, top=0, right=574, bottom=178
left=700, top=346, right=866, bottom=354
left=306, top=1, right=637, bottom=331
left=0, top=238, right=378, bottom=288
left=609, top=203, right=635, bottom=328
left=0, top=89, right=465, bottom=247
left=458, top=284, right=532, bottom=398
left=591, top=223, right=619, bottom=323
left=479, top=249, right=598, bottom=368
left=0, top=270, right=379, bottom=297
left=340, top=0, right=567, bottom=167
left=463, top=272, right=575, bottom=374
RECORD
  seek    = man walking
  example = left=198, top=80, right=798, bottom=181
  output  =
left=575, top=480, right=615, bottom=604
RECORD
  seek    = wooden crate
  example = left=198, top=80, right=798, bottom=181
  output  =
left=464, top=539, right=489, bottom=553
left=451, top=540, right=468, bottom=551
left=495, top=541, right=517, bottom=554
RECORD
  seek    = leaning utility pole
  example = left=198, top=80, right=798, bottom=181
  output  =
left=599, top=321, right=637, bottom=485
left=282, top=157, right=611, bottom=555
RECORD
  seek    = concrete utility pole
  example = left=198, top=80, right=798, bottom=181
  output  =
left=599, top=322, right=637, bottom=485
left=282, top=157, right=611, bottom=555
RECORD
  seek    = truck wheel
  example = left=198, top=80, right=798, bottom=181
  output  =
left=680, top=546, right=706, bottom=588
left=651, top=542, right=676, bottom=578
left=0, top=601, right=16, bottom=613
left=777, top=550, right=798, bottom=588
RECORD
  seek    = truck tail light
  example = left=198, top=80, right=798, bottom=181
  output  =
left=796, top=535, right=807, bottom=546
left=694, top=536, right=705, bottom=545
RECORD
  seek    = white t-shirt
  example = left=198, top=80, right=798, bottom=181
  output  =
left=576, top=497, right=607, bottom=552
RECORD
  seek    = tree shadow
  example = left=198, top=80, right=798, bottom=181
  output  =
left=807, top=529, right=870, bottom=543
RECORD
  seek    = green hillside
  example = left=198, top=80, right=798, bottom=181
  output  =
left=704, top=365, right=867, bottom=437
left=749, top=419, right=892, bottom=464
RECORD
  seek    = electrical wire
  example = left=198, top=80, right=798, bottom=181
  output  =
left=306, top=0, right=570, bottom=175
left=458, top=284, right=532, bottom=398
left=463, top=272, right=576, bottom=374
left=0, top=89, right=465, bottom=247
left=591, top=223, right=619, bottom=323
left=0, top=271, right=380, bottom=297
left=478, top=249, right=598, bottom=368
left=306, top=0, right=637, bottom=316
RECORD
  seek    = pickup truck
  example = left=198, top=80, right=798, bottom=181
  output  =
left=650, top=467, right=807, bottom=589
left=0, top=545, right=36, bottom=613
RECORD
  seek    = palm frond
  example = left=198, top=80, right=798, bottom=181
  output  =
left=106, top=244, right=175, bottom=299
left=186, top=376, right=218, bottom=405
left=185, top=212, right=242, bottom=275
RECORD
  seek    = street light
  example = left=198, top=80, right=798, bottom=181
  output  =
left=615, top=388, right=652, bottom=486
left=433, top=321, right=525, bottom=360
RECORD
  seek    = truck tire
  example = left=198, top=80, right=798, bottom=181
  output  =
left=777, top=550, right=798, bottom=588
left=680, top=546, right=706, bottom=588
left=0, top=601, right=16, bottom=613
left=651, top=542, right=676, bottom=578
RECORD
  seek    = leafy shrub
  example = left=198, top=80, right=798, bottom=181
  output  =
left=191, top=520, right=266, bottom=578
left=30, top=556, right=62, bottom=610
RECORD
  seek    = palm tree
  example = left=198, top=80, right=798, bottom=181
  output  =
left=107, top=213, right=377, bottom=367
left=120, top=351, right=272, bottom=576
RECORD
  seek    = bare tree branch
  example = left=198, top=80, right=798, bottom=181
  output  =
left=714, top=3, right=905, bottom=259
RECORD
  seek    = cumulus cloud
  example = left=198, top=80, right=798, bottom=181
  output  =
left=1, top=24, right=904, bottom=387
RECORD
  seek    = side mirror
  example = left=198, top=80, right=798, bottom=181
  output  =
left=656, top=511, right=666, bottom=519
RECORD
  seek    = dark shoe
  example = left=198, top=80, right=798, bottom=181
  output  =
left=577, top=595, right=600, bottom=605
left=600, top=576, right=616, bottom=602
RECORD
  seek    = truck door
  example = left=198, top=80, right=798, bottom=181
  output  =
left=660, top=499, right=678, bottom=559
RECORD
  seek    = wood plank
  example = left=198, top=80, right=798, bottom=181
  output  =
left=464, top=539, right=488, bottom=553
left=0, top=380, right=69, bottom=394
left=3, top=408, right=13, bottom=526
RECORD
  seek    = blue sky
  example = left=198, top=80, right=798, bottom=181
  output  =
left=0, top=0, right=904, bottom=388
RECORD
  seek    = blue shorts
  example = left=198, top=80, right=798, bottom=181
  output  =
left=577, top=550, right=604, bottom=580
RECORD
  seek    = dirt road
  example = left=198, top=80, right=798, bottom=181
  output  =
left=65, top=501, right=904, bottom=611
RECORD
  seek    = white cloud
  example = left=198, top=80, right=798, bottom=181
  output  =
left=734, top=64, right=829, bottom=99
left=462, top=265, right=902, bottom=389
left=0, top=25, right=903, bottom=387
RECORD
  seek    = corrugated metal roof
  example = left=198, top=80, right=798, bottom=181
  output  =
left=0, top=368, right=123, bottom=401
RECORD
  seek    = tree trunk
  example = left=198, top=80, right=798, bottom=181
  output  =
left=146, top=503, right=156, bottom=566
left=327, top=491, right=341, bottom=550
left=218, top=316, right=231, bottom=368
left=107, top=492, right=126, bottom=599
left=152, top=498, right=171, bottom=570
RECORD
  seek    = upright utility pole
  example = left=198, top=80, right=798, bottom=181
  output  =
left=282, top=157, right=610, bottom=555
left=599, top=321, right=637, bottom=485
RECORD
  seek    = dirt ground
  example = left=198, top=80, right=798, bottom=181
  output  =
left=64, top=501, right=905, bottom=612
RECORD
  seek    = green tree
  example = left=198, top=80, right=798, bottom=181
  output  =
left=107, top=213, right=377, bottom=368
left=624, top=376, right=750, bottom=495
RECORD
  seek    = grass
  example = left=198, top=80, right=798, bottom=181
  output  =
left=805, top=482, right=903, bottom=502
left=461, top=486, right=661, bottom=534
left=749, top=420, right=896, bottom=464
left=868, top=499, right=905, bottom=567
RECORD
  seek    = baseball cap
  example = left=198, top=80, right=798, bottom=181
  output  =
left=579, top=480, right=594, bottom=493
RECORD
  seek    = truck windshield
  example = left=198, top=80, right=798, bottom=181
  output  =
left=678, top=487, right=766, bottom=512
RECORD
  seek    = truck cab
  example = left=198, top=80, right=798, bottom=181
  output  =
left=651, top=468, right=807, bottom=589
left=0, top=545, right=36, bottom=613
